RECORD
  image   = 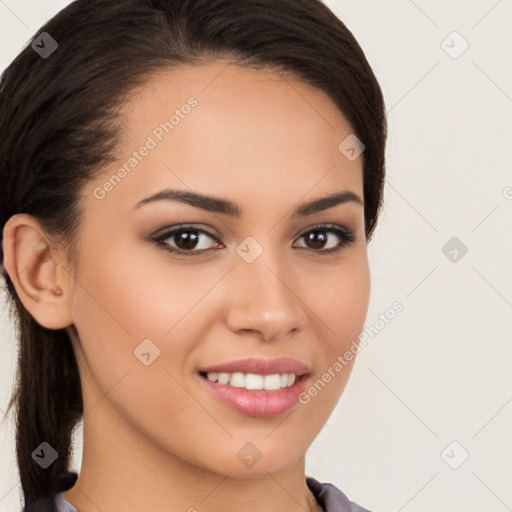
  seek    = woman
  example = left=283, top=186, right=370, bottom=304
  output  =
left=0, top=0, right=387, bottom=511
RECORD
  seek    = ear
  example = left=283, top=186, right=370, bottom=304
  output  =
left=2, top=213, right=74, bottom=329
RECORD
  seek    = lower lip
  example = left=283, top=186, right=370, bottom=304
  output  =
left=198, top=374, right=310, bottom=418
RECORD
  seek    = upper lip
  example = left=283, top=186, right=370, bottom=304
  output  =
left=198, top=357, right=311, bottom=376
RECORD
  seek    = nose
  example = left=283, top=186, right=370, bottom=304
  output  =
left=224, top=249, right=309, bottom=342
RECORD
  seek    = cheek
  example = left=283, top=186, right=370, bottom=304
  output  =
left=68, top=240, right=228, bottom=396
left=72, top=238, right=218, bottom=339
left=307, top=251, right=371, bottom=352
left=68, top=246, right=210, bottom=436
left=298, top=251, right=370, bottom=411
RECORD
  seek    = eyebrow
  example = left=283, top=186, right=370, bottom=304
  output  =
left=132, top=188, right=363, bottom=217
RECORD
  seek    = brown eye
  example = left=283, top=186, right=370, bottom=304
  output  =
left=294, top=225, right=355, bottom=254
left=171, top=229, right=201, bottom=251
left=303, top=230, right=329, bottom=250
left=152, top=226, right=220, bottom=255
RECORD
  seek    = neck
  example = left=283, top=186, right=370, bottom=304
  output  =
left=61, top=401, right=322, bottom=512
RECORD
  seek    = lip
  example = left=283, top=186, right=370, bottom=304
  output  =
left=197, top=357, right=311, bottom=376
left=198, top=373, right=310, bottom=418
left=196, top=357, right=312, bottom=418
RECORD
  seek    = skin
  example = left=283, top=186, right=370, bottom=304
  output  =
left=3, top=60, right=370, bottom=512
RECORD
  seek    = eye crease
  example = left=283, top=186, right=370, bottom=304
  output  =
left=149, top=223, right=356, bottom=257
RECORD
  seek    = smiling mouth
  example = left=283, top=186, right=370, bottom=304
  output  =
left=198, top=371, right=307, bottom=391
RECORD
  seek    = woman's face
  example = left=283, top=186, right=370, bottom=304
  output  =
left=65, top=61, right=370, bottom=478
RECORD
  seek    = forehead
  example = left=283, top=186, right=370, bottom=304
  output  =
left=87, top=61, right=363, bottom=216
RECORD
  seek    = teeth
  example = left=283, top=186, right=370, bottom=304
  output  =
left=230, top=372, right=245, bottom=388
left=245, top=374, right=264, bottom=390
left=264, top=374, right=280, bottom=391
left=218, top=372, right=230, bottom=385
left=205, top=372, right=299, bottom=390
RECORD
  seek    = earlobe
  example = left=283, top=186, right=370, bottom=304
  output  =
left=2, top=213, right=74, bottom=330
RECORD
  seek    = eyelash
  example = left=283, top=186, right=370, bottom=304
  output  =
left=150, top=223, right=356, bottom=258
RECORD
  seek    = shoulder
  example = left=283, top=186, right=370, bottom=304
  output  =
left=306, top=476, right=374, bottom=512
left=53, top=493, right=78, bottom=512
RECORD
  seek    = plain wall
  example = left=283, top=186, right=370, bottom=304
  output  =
left=1, top=1, right=511, bottom=511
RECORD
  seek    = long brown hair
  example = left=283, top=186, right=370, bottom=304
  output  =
left=0, top=0, right=387, bottom=509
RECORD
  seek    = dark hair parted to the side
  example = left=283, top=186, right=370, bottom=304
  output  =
left=0, top=0, right=387, bottom=509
